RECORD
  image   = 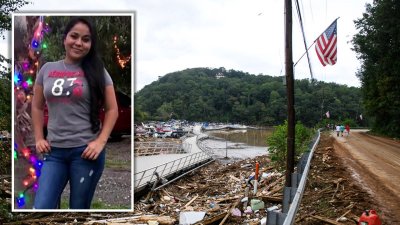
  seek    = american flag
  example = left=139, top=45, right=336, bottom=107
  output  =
left=315, top=20, right=337, bottom=66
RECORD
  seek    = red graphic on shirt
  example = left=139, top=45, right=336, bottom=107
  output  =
left=49, top=70, right=84, bottom=78
left=72, top=79, right=83, bottom=97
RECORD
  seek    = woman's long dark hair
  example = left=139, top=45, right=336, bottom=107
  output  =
left=63, top=17, right=105, bottom=133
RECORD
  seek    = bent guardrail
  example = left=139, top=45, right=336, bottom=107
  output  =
left=134, top=151, right=211, bottom=191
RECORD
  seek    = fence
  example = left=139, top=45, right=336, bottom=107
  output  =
left=134, top=141, right=192, bottom=156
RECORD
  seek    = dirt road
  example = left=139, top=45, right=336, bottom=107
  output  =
left=332, top=130, right=400, bottom=219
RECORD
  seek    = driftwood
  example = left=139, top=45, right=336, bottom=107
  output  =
left=266, top=184, right=283, bottom=196
left=229, top=175, right=241, bottom=182
left=86, top=215, right=176, bottom=225
left=0, top=178, right=11, bottom=198
left=195, top=212, right=227, bottom=225
left=219, top=198, right=241, bottom=225
left=261, top=195, right=283, bottom=203
left=266, top=176, right=285, bottom=190
left=331, top=178, right=343, bottom=201
left=182, top=194, right=199, bottom=209
left=135, top=215, right=176, bottom=225
left=295, top=210, right=316, bottom=223
left=336, top=208, right=353, bottom=221
left=311, top=215, right=344, bottom=225
left=215, top=196, right=240, bottom=204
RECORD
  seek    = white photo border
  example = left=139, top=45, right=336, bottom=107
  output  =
left=11, top=11, right=135, bottom=213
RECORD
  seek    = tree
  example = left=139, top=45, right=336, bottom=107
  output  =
left=1, top=0, right=30, bottom=78
left=352, top=0, right=400, bottom=137
left=41, top=16, right=132, bottom=95
left=0, top=0, right=30, bottom=132
left=266, top=121, right=313, bottom=171
left=136, top=67, right=364, bottom=126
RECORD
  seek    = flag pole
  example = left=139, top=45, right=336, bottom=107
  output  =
left=294, top=40, right=316, bottom=67
left=294, top=17, right=340, bottom=67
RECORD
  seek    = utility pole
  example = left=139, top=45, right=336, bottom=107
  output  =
left=285, top=0, right=295, bottom=187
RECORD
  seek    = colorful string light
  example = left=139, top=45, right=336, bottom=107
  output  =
left=15, top=16, right=48, bottom=91
left=14, top=145, right=43, bottom=208
left=14, top=15, right=47, bottom=208
left=113, top=35, right=131, bottom=69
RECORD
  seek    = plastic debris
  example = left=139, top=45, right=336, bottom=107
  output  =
left=179, top=211, right=206, bottom=225
left=267, top=205, right=279, bottom=211
left=244, top=206, right=253, bottom=214
left=231, top=208, right=242, bottom=217
left=250, top=199, right=265, bottom=211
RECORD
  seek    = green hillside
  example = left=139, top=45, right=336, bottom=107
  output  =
left=135, top=67, right=364, bottom=127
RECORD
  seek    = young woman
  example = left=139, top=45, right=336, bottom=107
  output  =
left=31, top=17, right=118, bottom=209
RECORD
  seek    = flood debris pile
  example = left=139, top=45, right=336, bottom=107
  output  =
left=2, top=133, right=393, bottom=224
left=296, top=133, right=385, bottom=225
left=134, top=155, right=286, bottom=225
left=0, top=176, right=11, bottom=203
left=0, top=176, right=12, bottom=224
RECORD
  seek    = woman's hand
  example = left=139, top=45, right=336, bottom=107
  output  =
left=81, top=139, right=106, bottom=160
left=36, top=139, right=51, bottom=153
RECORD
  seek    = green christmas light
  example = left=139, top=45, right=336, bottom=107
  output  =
left=27, top=78, right=33, bottom=86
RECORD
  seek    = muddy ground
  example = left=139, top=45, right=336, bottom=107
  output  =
left=1, top=131, right=399, bottom=224
left=296, top=131, right=398, bottom=224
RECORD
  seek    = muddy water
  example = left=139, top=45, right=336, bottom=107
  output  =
left=206, top=128, right=274, bottom=147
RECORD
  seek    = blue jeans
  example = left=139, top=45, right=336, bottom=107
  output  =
left=33, top=145, right=105, bottom=209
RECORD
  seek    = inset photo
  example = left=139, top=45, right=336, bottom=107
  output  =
left=12, top=12, right=134, bottom=211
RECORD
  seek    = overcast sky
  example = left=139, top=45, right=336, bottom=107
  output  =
left=1, top=0, right=372, bottom=91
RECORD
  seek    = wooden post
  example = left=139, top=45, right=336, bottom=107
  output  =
left=284, top=0, right=295, bottom=187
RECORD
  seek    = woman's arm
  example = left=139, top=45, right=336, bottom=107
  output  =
left=31, top=85, right=50, bottom=153
left=82, top=85, right=118, bottom=160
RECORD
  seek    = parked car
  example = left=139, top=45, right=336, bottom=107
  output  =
left=44, top=90, right=131, bottom=140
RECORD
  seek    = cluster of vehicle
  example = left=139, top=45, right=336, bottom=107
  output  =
left=135, top=121, right=193, bottom=138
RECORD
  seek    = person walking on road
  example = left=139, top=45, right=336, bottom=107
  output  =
left=340, top=124, right=345, bottom=137
left=335, top=124, right=341, bottom=137
left=345, top=124, right=350, bottom=136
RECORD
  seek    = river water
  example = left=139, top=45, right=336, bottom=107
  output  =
left=205, top=128, right=274, bottom=147
left=203, top=128, right=274, bottom=160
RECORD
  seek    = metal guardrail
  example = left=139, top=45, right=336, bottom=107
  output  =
left=277, top=129, right=321, bottom=225
left=196, top=134, right=213, bottom=156
left=134, top=151, right=211, bottom=191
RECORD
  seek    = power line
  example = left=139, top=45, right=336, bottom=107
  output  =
left=294, top=0, right=314, bottom=80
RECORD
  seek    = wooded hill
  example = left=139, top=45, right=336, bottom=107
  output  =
left=135, top=67, right=364, bottom=127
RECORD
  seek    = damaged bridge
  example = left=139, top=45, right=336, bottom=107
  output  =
left=134, top=126, right=214, bottom=197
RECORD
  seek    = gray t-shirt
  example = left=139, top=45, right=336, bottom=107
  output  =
left=35, top=60, right=113, bottom=148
